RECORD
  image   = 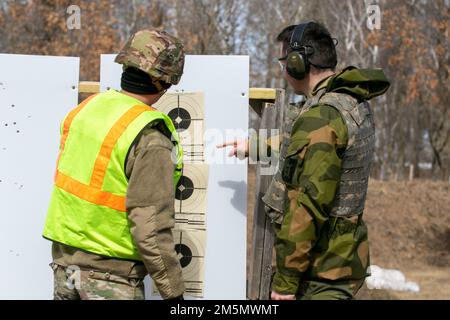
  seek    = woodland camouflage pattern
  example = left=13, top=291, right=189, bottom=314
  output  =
left=115, top=29, right=185, bottom=85
left=262, top=101, right=304, bottom=224
left=271, top=66, right=390, bottom=299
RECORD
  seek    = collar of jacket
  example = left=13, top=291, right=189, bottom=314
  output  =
left=311, top=73, right=334, bottom=97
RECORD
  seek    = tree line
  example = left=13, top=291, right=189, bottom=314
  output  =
left=0, top=0, right=448, bottom=180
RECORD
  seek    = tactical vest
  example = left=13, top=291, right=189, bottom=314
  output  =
left=263, top=88, right=375, bottom=220
left=300, top=88, right=376, bottom=217
left=43, top=90, right=183, bottom=261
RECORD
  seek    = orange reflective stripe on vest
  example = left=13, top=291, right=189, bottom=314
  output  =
left=55, top=99, right=157, bottom=212
left=54, top=170, right=127, bottom=212
left=89, top=104, right=156, bottom=189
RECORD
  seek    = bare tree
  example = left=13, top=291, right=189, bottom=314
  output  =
left=1, top=0, right=447, bottom=179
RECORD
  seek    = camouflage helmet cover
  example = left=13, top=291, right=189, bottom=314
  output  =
left=115, top=29, right=185, bottom=85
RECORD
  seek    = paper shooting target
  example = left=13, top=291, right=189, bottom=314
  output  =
left=152, top=229, right=206, bottom=298
left=174, top=229, right=205, bottom=281
left=175, top=164, right=208, bottom=214
left=154, top=92, right=204, bottom=147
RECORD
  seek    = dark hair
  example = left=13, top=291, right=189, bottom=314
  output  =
left=276, top=22, right=337, bottom=70
left=120, top=67, right=171, bottom=94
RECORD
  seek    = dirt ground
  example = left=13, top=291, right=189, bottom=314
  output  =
left=247, top=165, right=450, bottom=300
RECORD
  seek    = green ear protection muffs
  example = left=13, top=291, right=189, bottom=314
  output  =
left=286, top=22, right=314, bottom=80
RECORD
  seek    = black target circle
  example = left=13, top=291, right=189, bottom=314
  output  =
left=175, top=244, right=192, bottom=268
left=175, top=176, right=194, bottom=201
left=168, top=107, right=191, bottom=130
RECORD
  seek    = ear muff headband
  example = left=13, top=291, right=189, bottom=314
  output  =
left=290, top=23, right=309, bottom=50
left=286, top=22, right=312, bottom=80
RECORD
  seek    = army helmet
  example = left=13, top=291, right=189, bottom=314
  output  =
left=115, top=29, right=185, bottom=85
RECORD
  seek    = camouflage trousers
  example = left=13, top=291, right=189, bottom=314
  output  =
left=296, top=279, right=365, bottom=300
left=51, top=263, right=145, bottom=300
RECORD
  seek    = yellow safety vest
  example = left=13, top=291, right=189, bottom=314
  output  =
left=43, top=90, right=183, bottom=261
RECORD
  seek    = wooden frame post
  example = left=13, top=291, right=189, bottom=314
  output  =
left=248, top=89, right=285, bottom=300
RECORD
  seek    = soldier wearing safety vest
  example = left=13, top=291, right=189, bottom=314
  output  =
left=43, top=29, right=185, bottom=300
left=219, top=22, right=390, bottom=299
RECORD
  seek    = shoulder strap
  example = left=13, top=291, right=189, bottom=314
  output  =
left=315, top=92, right=360, bottom=144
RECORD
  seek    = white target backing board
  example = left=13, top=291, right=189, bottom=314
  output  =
left=0, top=54, right=80, bottom=299
left=101, top=54, right=248, bottom=300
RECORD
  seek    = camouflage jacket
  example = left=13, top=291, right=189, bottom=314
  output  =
left=271, top=67, right=390, bottom=295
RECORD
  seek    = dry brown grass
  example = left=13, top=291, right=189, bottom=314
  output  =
left=247, top=170, right=450, bottom=300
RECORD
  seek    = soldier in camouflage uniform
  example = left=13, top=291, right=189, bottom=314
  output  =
left=221, top=22, right=390, bottom=300
left=47, top=29, right=186, bottom=300
left=269, top=22, right=390, bottom=300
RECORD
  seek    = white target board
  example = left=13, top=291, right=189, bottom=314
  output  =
left=0, top=54, right=80, bottom=299
left=101, top=54, right=249, bottom=300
